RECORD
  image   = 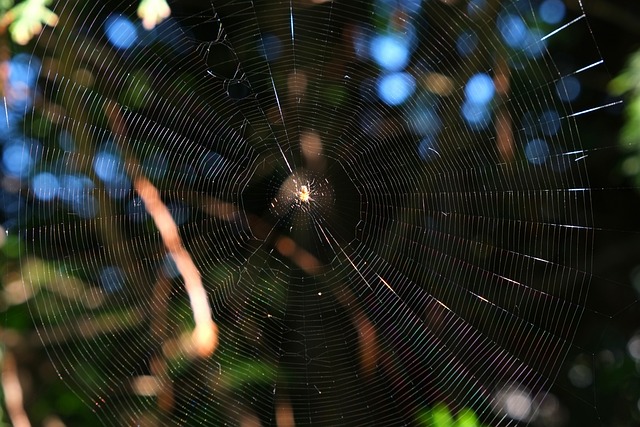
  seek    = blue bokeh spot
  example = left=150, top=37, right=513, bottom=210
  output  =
left=462, top=101, right=491, bottom=129
left=499, top=14, right=528, bottom=49
left=418, top=137, right=439, bottom=161
left=58, top=130, right=75, bottom=151
left=523, top=28, right=547, bottom=58
left=457, top=31, right=478, bottom=57
left=370, top=34, right=411, bottom=71
left=168, top=203, right=190, bottom=225
left=93, top=151, right=121, bottom=182
left=32, top=172, right=59, bottom=201
left=9, top=54, right=41, bottom=87
left=540, top=110, right=561, bottom=136
left=525, top=139, right=550, bottom=165
left=465, top=73, right=495, bottom=105
left=104, top=15, right=138, bottom=50
left=59, top=174, right=92, bottom=201
left=100, top=266, right=125, bottom=293
left=260, top=34, right=282, bottom=62
left=467, top=0, right=487, bottom=15
left=556, top=76, right=581, bottom=102
left=162, top=255, right=180, bottom=279
left=539, top=0, right=566, bottom=25
left=201, top=151, right=226, bottom=178
left=377, top=72, right=416, bottom=106
left=3, top=144, right=33, bottom=177
left=410, top=106, right=441, bottom=136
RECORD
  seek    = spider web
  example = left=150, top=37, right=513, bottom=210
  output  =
left=16, top=0, right=627, bottom=425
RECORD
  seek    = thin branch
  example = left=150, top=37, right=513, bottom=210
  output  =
left=135, top=176, right=218, bottom=357
left=1, top=349, right=31, bottom=427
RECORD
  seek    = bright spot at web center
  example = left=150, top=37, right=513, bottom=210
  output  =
left=298, top=185, right=311, bottom=203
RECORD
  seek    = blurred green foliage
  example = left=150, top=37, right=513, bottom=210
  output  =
left=417, top=404, right=485, bottom=427
left=0, top=0, right=58, bottom=45
left=610, top=48, right=640, bottom=184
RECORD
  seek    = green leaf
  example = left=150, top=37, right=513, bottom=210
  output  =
left=432, top=404, right=455, bottom=427
left=456, top=408, right=480, bottom=427
left=4, top=0, right=58, bottom=45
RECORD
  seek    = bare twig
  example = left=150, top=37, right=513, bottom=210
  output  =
left=135, top=177, right=218, bottom=357
left=1, top=349, right=31, bottom=427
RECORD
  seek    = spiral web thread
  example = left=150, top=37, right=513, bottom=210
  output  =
left=16, top=0, right=618, bottom=425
